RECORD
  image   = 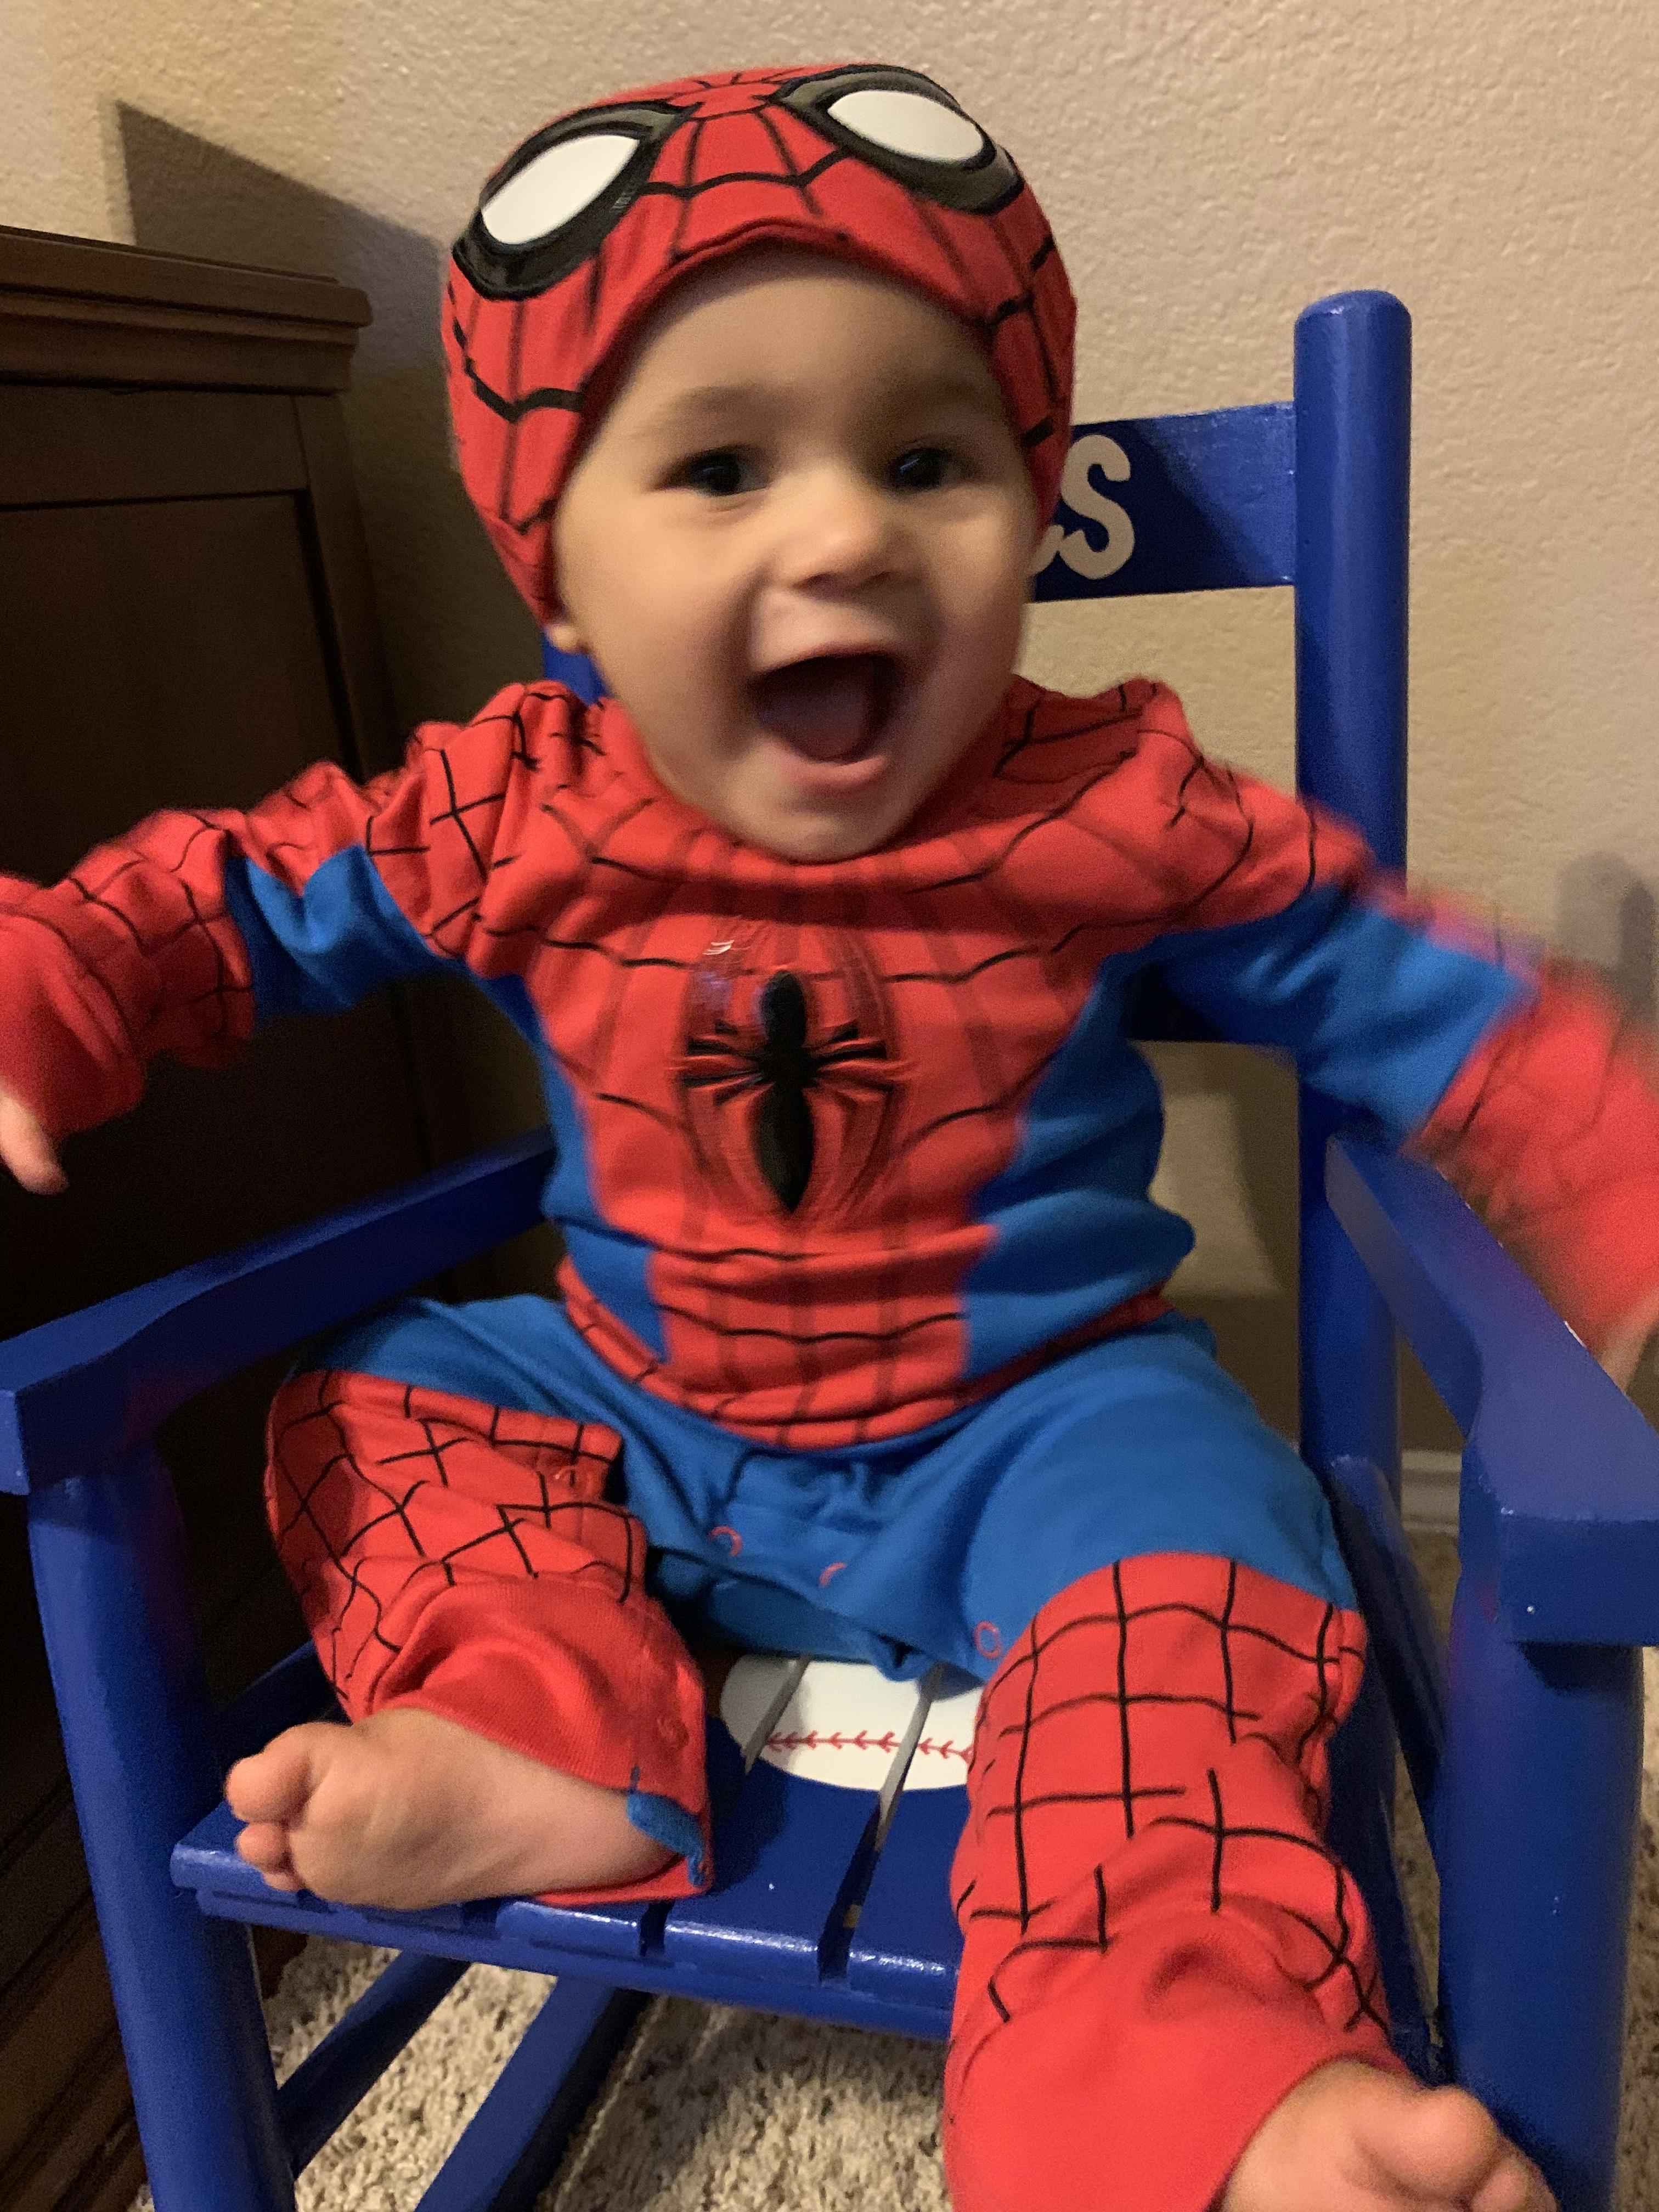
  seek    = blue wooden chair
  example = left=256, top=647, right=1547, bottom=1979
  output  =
left=7, top=290, right=1658, bottom=2212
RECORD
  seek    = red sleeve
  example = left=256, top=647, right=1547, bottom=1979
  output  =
left=1118, top=693, right=1659, bottom=1361
left=1116, top=687, right=1659, bottom=1358
left=1410, top=957, right=1659, bottom=1357
left=0, top=682, right=552, bottom=1141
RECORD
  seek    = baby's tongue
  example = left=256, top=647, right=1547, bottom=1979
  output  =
left=752, top=654, right=883, bottom=763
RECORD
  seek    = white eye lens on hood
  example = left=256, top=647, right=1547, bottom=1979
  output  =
left=481, top=131, right=640, bottom=246
left=825, top=88, right=987, bottom=166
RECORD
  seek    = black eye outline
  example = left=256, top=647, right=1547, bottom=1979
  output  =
left=778, top=65, right=1022, bottom=216
left=454, top=101, right=684, bottom=301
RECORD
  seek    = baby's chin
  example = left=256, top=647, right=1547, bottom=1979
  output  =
left=631, top=709, right=986, bottom=862
left=718, top=761, right=957, bottom=862
left=635, top=747, right=928, bottom=861
left=720, top=800, right=907, bottom=865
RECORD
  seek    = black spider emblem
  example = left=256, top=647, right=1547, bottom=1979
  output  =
left=680, top=968, right=894, bottom=1214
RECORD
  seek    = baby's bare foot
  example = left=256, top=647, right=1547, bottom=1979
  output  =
left=224, top=1707, right=674, bottom=1910
left=1223, top=2059, right=1554, bottom=2212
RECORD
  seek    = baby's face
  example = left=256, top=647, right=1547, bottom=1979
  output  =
left=549, top=250, right=1040, bottom=861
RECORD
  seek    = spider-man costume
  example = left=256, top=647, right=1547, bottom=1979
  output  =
left=5, top=63, right=1659, bottom=2212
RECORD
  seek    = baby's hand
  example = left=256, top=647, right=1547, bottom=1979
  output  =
left=0, top=1088, right=65, bottom=1194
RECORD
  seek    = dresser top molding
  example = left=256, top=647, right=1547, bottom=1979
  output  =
left=0, top=224, right=373, bottom=391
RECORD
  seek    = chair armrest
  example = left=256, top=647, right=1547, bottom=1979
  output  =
left=0, top=1130, right=555, bottom=1496
left=1327, top=1133, right=1659, bottom=1644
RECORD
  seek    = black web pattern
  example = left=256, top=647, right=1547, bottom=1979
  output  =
left=949, top=1556, right=1387, bottom=2052
left=264, top=1367, right=639, bottom=1709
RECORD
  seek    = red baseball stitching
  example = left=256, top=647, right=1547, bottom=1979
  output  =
left=765, top=1728, right=970, bottom=1763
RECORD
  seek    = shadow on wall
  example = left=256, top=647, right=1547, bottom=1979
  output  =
left=116, top=104, right=540, bottom=735
left=1556, top=854, right=1657, bottom=1025
left=1148, top=1040, right=1302, bottom=1439
left=1149, top=1041, right=1472, bottom=1457
left=116, top=107, right=558, bottom=1295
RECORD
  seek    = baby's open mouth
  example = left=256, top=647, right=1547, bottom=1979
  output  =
left=750, top=652, right=903, bottom=764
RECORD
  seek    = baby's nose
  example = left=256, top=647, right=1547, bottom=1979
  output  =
left=775, top=467, right=904, bottom=589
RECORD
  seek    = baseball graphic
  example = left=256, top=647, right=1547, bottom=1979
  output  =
left=719, top=1656, right=978, bottom=1792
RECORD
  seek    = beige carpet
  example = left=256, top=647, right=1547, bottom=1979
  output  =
left=131, top=1536, right=1659, bottom=2209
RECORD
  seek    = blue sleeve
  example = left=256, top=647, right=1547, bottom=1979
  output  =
left=222, top=845, right=447, bottom=1024
left=1151, top=884, right=1532, bottom=1141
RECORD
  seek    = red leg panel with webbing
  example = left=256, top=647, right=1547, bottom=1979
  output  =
left=943, top=1554, right=1403, bottom=2211
left=263, top=1367, right=710, bottom=1901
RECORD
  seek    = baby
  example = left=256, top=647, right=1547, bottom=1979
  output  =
left=4, top=60, right=1655, bottom=2212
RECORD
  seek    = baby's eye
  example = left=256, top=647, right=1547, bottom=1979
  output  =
left=890, top=445, right=960, bottom=493
left=672, top=448, right=758, bottom=498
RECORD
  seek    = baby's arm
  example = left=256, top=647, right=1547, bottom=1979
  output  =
left=1406, top=949, right=1659, bottom=1385
left=1132, top=711, right=1659, bottom=1378
left=0, top=681, right=551, bottom=1179
left=1165, top=889, right=1659, bottom=1375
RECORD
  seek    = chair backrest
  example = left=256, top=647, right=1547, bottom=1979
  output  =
left=540, top=291, right=1412, bottom=1484
left=1032, top=289, right=1409, bottom=871
left=1029, top=292, right=1412, bottom=1488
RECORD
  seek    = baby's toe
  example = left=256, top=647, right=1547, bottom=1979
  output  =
left=1366, top=2082, right=1503, bottom=2197
left=234, top=1819, right=303, bottom=1889
left=1373, top=2084, right=1555, bottom=2212
left=1471, top=2145, right=1555, bottom=2212
left=226, top=1726, right=328, bottom=1824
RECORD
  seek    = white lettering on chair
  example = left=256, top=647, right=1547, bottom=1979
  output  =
left=1031, top=432, right=1137, bottom=582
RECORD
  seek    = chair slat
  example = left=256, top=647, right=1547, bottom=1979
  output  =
left=1031, top=404, right=1295, bottom=602
left=493, top=1893, right=658, bottom=1966
left=1325, top=1666, right=1438, bottom=2081
left=183, top=1876, right=955, bottom=2039
left=844, top=1787, right=964, bottom=2013
left=1319, top=1452, right=1447, bottom=1820
left=661, top=1756, right=878, bottom=1988
left=173, top=1803, right=479, bottom=1934
left=174, top=1799, right=662, bottom=1965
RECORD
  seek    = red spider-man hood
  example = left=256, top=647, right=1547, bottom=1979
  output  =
left=443, top=63, right=1076, bottom=627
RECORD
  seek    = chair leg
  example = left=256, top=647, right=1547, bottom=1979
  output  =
left=1327, top=1656, right=1437, bottom=2080
left=1436, top=1573, right=1641, bottom=2212
left=29, top=1446, right=295, bottom=2212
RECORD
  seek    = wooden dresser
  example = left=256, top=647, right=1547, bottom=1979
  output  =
left=0, top=225, right=459, bottom=2212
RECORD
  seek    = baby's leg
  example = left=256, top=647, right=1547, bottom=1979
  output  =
left=225, top=1368, right=709, bottom=1911
left=942, top=1554, right=1551, bottom=2212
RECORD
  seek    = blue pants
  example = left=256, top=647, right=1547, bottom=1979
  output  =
left=315, top=1294, right=1355, bottom=1681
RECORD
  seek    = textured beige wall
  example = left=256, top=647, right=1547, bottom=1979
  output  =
left=4, top=0, right=1658, bottom=1426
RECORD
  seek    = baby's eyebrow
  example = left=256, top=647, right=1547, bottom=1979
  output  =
left=635, top=369, right=1006, bottom=444
left=893, top=369, right=1007, bottom=418
left=635, top=384, right=776, bottom=441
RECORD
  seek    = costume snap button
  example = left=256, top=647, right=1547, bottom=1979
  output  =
left=656, top=1713, right=687, bottom=1750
